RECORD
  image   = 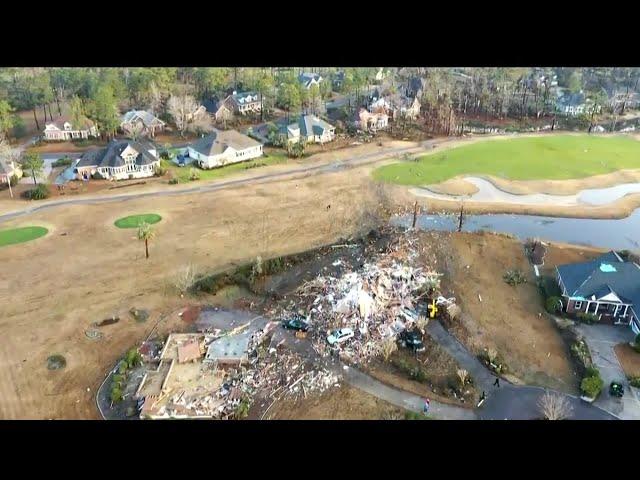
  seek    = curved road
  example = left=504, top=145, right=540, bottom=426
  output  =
left=0, top=140, right=438, bottom=224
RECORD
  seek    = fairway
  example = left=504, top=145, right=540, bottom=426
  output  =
left=114, top=214, right=162, bottom=229
left=0, top=226, right=48, bottom=247
left=373, top=135, right=640, bottom=186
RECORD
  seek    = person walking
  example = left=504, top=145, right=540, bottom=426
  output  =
left=423, top=398, right=430, bottom=415
left=494, top=377, right=500, bottom=388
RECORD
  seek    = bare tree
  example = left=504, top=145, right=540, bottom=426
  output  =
left=148, top=81, right=164, bottom=116
left=381, top=337, right=398, bottom=361
left=538, top=391, right=573, bottom=420
left=456, top=368, right=469, bottom=388
left=173, top=264, right=199, bottom=297
left=167, top=94, right=200, bottom=138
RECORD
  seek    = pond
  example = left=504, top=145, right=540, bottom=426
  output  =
left=392, top=209, right=640, bottom=250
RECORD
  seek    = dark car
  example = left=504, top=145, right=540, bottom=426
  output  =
left=282, top=315, right=309, bottom=332
left=398, top=329, right=425, bottom=352
left=610, top=381, right=625, bottom=398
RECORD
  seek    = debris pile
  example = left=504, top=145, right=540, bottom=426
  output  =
left=296, top=234, right=443, bottom=364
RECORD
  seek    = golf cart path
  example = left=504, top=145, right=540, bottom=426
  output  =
left=0, top=140, right=438, bottom=224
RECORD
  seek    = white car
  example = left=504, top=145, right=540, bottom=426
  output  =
left=327, top=328, right=354, bottom=345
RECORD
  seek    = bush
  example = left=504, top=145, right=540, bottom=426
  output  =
left=404, top=411, right=429, bottom=420
left=635, top=333, right=640, bottom=346
left=503, top=269, right=527, bottom=286
left=633, top=343, right=640, bottom=354
left=581, top=374, right=604, bottom=399
left=52, top=157, right=73, bottom=168
left=110, top=386, right=123, bottom=404
left=189, top=168, right=200, bottom=181
left=22, top=183, right=50, bottom=200
left=154, top=164, right=168, bottom=177
left=125, top=348, right=143, bottom=368
left=576, top=312, right=600, bottom=324
left=168, top=178, right=179, bottom=185
left=629, top=377, right=640, bottom=388
left=545, top=296, right=562, bottom=314
left=9, top=174, right=19, bottom=187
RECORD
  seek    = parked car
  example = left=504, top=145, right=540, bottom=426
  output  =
left=327, top=328, right=354, bottom=345
left=398, top=329, right=425, bottom=352
left=610, top=381, right=625, bottom=398
left=282, top=314, right=309, bottom=332
left=177, top=155, right=186, bottom=167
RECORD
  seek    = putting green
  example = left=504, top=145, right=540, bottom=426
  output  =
left=0, top=226, right=48, bottom=247
left=373, top=135, right=640, bottom=186
left=114, top=214, right=162, bottom=229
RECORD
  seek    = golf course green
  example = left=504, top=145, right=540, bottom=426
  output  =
left=0, top=226, right=48, bottom=247
left=114, top=214, right=162, bottom=229
left=373, top=135, right=640, bottom=186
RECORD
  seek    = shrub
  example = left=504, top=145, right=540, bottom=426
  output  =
left=110, top=386, right=123, bottom=404
left=9, top=174, right=19, bottom=187
left=112, top=374, right=124, bottom=386
left=404, top=411, right=429, bottom=420
left=629, top=377, right=640, bottom=388
left=117, top=360, right=128, bottom=375
left=503, top=269, right=527, bottom=286
left=381, top=338, right=398, bottom=362
left=189, top=168, right=200, bottom=181
left=22, top=183, right=50, bottom=200
left=173, top=264, right=198, bottom=295
left=52, top=157, right=73, bottom=168
left=576, top=312, right=600, bottom=324
left=168, top=178, right=179, bottom=185
left=545, top=296, right=562, bottom=314
left=585, top=366, right=600, bottom=379
left=581, top=374, right=604, bottom=399
left=635, top=333, right=640, bottom=346
left=570, top=340, right=592, bottom=370
left=634, top=343, right=640, bottom=354
left=154, top=164, right=167, bottom=177
left=125, top=348, right=143, bottom=368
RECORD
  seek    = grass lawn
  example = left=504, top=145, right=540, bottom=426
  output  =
left=0, top=226, right=48, bottom=247
left=114, top=214, right=162, bottom=229
left=163, top=152, right=289, bottom=184
left=373, top=135, right=640, bottom=185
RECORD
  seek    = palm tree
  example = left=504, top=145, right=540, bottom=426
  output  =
left=137, top=221, right=156, bottom=259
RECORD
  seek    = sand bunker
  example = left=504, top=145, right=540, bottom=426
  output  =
left=412, top=177, right=640, bottom=207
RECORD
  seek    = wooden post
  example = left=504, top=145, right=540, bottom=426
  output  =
left=458, top=203, right=464, bottom=232
left=412, top=201, right=418, bottom=228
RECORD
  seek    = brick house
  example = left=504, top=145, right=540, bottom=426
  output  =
left=556, top=251, right=640, bottom=333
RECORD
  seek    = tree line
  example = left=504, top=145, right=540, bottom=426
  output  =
left=0, top=67, right=638, bottom=142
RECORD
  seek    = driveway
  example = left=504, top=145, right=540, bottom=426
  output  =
left=19, top=153, right=82, bottom=185
left=575, top=323, right=640, bottom=419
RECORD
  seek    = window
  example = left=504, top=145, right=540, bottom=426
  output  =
left=574, top=301, right=583, bottom=310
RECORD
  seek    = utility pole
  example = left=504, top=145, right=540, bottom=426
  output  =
left=457, top=203, right=464, bottom=232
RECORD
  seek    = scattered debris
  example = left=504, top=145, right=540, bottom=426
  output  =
left=85, top=329, right=104, bottom=340
left=129, top=308, right=149, bottom=323
left=94, top=316, right=120, bottom=327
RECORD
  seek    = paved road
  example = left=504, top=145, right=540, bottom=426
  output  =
left=0, top=140, right=436, bottom=224
left=575, top=323, right=640, bottom=420
left=426, top=320, right=617, bottom=420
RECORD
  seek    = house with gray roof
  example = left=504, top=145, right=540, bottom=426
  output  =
left=43, top=115, right=98, bottom=141
left=298, top=73, right=323, bottom=90
left=120, top=110, right=166, bottom=137
left=74, top=139, right=159, bottom=180
left=280, top=114, right=335, bottom=144
left=187, top=129, right=263, bottom=169
left=556, top=251, right=640, bottom=333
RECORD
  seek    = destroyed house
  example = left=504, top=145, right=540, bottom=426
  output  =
left=204, top=331, right=252, bottom=365
left=556, top=251, right=640, bottom=333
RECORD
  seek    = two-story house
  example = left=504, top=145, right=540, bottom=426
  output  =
left=74, top=139, right=160, bottom=180
left=43, top=116, right=98, bottom=141
left=120, top=110, right=166, bottom=137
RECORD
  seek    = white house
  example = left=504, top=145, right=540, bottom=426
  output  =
left=43, top=116, right=98, bottom=141
left=74, top=139, right=160, bottom=180
left=187, top=129, right=263, bottom=169
left=280, top=115, right=335, bottom=144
